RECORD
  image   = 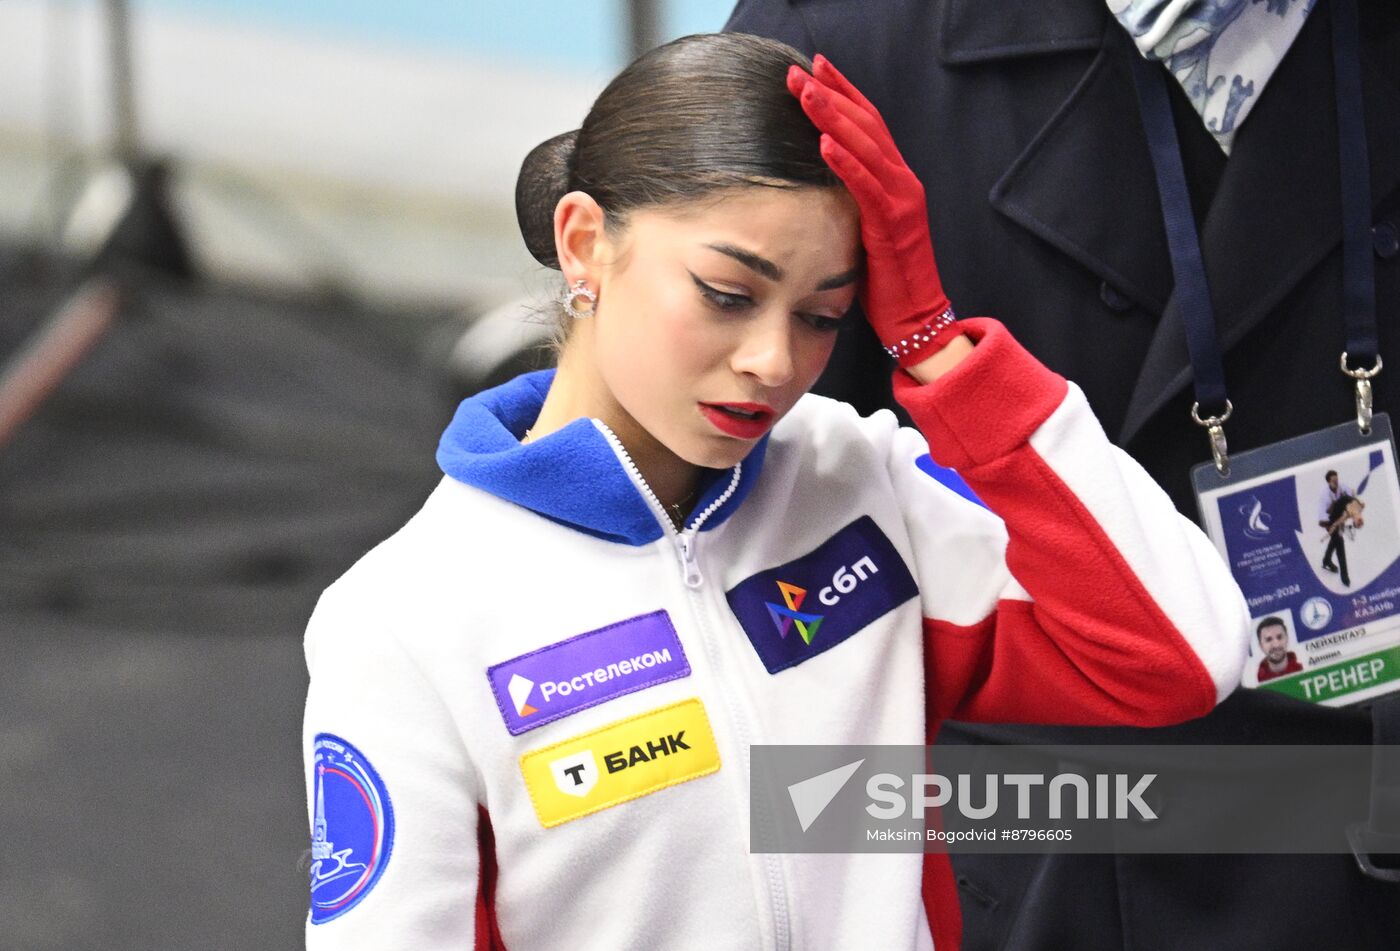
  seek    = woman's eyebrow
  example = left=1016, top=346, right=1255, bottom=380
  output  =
left=816, top=266, right=860, bottom=291
left=705, top=243, right=782, bottom=281
left=704, top=243, right=861, bottom=290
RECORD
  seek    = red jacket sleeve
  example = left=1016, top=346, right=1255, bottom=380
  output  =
left=892, top=318, right=1249, bottom=726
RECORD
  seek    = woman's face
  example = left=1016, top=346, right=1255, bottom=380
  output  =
left=576, top=185, right=861, bottom=472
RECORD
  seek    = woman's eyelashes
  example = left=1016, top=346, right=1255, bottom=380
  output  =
left=688, top=272, right=845, bottom=332
left=690, top=272, right=751, bottom=310
left=801, top=313, right=843, bottom=332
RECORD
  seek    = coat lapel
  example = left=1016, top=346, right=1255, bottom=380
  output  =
left=820, top=0, right=1171, bottom=313
left=1118, top=0, right=1400, bottom=446
left=958, top=0, right=1400, bottom=448
left=987, top=37, right=1177, bottom=318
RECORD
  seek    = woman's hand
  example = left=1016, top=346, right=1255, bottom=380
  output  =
left=788, top=56, right=967, bottom=379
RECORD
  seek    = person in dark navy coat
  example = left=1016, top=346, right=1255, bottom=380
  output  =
left=726, top=1, right=1400, bottom=949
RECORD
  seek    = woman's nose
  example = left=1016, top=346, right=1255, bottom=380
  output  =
left=729, top=319, right=796, bottom=388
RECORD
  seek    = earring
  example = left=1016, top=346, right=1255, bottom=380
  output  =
left=559, top=279, right=598, bottom=319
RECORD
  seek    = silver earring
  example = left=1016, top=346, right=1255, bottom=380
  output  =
left=559, top=279, right=597, bottom=319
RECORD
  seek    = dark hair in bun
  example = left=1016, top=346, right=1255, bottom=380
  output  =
left=515, top=130, right=578, bottom=270
left=514, top=32, right=836, bottom=269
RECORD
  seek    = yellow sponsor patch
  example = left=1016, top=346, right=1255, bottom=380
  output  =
left=520, top=698, right=720, bottom=828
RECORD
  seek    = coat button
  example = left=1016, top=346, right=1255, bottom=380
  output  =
left=1099, top=280, right=1133, bottom=312
left=1374, top=222, right=1399, bottom=260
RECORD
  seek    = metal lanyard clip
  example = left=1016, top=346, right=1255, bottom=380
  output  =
left=1341, top=352, right=1382, bottom=436
left=1191, top=400, right=1233, bottom=477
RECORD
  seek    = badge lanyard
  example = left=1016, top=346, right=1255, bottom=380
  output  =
left=1137, top=1, right=1400, bottom=860
left=1127, top=0, right=1380, bottom=476
left=1147, top=0, right=1400, bottom=713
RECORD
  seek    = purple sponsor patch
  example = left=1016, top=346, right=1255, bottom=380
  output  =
left=487, top=610, right=690, bottom=735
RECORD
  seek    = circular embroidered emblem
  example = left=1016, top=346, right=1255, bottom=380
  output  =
left=308, top=733, right=394, bottom=924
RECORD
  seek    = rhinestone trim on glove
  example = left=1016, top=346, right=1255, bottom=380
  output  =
left=883, top=308, right=958, bottom=360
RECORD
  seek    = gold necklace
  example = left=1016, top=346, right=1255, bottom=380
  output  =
left=666, top=489, right=698, bottom=531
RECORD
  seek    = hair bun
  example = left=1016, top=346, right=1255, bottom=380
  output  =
left=515, top=130, right=578, bottom=269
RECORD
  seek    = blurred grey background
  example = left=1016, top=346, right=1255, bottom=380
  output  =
left=0, top=2, right=735, bottom=948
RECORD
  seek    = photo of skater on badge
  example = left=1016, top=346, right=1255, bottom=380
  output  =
left=1318, top=468, right=1365, bottom=586
left=301, top=32, right=1250, bottom=951
left=1303, top=451, right=1400, bottom=596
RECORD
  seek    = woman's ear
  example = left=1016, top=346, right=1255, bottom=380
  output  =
left=553, top=191, right=609, bottom=285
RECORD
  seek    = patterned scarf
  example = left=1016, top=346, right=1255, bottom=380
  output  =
left=1109, top=0, right=1316, bottom=153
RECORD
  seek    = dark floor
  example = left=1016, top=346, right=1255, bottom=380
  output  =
left=0, top=248, right=459, bottom=950
left=0, top=618, right=309, bottom=950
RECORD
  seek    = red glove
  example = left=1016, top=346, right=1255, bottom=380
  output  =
left=788, top=56, right=958, bottom=368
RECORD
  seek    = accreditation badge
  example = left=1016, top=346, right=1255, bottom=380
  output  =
left=1193, top=414, right=1400, bottom=706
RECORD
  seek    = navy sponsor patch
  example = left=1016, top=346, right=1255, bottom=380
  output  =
left=308, top=734, right=394, bottom=924
left=726, top=516, right=918, bottom=673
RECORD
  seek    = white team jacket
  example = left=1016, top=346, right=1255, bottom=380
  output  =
left=302, top=319, right=1249, bottom=951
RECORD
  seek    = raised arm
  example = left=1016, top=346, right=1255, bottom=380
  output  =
left=888, top=320, right=1248, bottom=724
left=792, top=54, right=1249, bottom=725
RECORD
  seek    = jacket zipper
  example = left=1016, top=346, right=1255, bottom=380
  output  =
left=594, top=420, right=792, bottom=949
left=593, top=421, right=742, bottom=589
left=682, top=560, right=793, bottom=951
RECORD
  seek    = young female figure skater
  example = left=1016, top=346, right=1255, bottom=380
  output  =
left=303, top=33, right=1247, bottom=951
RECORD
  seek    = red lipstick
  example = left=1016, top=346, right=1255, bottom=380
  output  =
left=698, top=402, right=775, bottom=439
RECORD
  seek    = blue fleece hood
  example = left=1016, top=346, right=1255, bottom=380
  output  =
left=436, top=370, right=768, bottom=546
